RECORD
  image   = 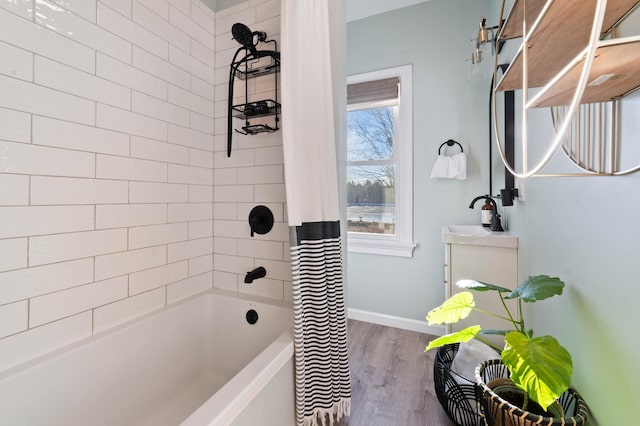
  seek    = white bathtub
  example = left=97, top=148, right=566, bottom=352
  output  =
left=0, top=290, right=295, bottom=426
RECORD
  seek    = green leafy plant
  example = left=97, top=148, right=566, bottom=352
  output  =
left=425, top=275, right=572, bottom=412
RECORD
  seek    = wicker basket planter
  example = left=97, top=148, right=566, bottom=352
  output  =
left=475, top=359, right=590, bottom=426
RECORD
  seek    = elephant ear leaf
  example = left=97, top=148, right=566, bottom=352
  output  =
left=457, top=279, right=511, bottom=293
left=506, top=275, right=564, bottom=302
left=502, top=332, right=572, bottom=411
left=426, top=291, right=475, bottom=325
left=425, top=325, right=481, bottom=351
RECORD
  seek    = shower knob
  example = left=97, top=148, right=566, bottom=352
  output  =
left=248, top=205, right=274, bottom=237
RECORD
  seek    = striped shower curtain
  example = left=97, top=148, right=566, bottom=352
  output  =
left=281, top=1, right=351, bottom=425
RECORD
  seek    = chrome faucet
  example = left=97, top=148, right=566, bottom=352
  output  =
left=469, top=195, right=504, bottom=232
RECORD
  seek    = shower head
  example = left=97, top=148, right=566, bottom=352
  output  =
left=232, top=23, right=253, bottom=48
left=232, top=23, right=266, bottom=57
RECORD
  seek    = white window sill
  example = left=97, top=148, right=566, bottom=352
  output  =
left=347, top=236, right=417, bottom=257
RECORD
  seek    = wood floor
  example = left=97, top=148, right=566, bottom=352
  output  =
left=336, top=320, right=456, bottom=426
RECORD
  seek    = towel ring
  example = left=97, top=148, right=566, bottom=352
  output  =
left=438, top=139, right=464, bottom=155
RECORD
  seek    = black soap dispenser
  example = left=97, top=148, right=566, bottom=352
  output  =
left=481, top=199, right=493, bottom=228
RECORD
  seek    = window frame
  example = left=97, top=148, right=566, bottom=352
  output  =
left=345, top=65, right=415, bottom=257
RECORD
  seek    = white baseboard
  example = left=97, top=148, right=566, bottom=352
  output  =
left=347, top=308, right=445, bottom=336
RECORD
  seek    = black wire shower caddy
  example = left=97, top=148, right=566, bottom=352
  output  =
left=226, top=24, right=280, bottom=157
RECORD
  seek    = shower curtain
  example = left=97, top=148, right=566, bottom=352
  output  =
left=281, top=1, right=351, bottom=425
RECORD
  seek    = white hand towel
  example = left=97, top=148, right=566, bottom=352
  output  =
left=430, top=155, right=450, bottom=178
left=450, top=152, right=467, bottom=180
left=430, top=152, right=467, bottom=180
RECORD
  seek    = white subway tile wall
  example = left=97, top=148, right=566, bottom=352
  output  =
left=211, top=0, right=289, bottom=301
left=0, top=0, right=215, bottom=371
left=0, top=0, right=288, bottom=373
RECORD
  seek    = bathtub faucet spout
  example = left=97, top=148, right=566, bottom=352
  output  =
left=245, top=267, right=267, bottom=283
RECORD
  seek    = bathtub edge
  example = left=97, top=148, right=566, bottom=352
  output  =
left=181, top=329, right=295, bottom=426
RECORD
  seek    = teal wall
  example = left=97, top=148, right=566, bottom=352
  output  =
left=509, top=161, right=639, bottom=425
left=496, top=2, right=640, bottom=424
left=348, top=0, right=639, bottom=423
left=503, top=96, right=640, bottom=424
left=346, top=0, right=496, bottom=324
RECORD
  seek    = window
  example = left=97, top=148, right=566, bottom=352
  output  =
left=346, top=65, right=415, bottom=257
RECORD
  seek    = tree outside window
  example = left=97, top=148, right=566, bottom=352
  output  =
left=347, top=104, right=397, bottom=235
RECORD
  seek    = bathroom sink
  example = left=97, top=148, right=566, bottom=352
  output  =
left=442, top=225, right=517, bottom=248
left=445, top=225, right=491, bottom=235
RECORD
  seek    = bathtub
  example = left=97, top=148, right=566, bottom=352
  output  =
left=0, top=290, right=295, bottom=426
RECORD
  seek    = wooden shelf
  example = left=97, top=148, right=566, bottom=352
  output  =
left=496, top=0, right=640, bottom=95
left=527, top=36, right=640, bottom=107
left=499, top=0, right=546, bottom=40
left=499, top=0, right=638, bottom=40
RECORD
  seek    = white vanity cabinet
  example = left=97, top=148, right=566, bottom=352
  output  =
left=442, top=226, right=518, bottom=341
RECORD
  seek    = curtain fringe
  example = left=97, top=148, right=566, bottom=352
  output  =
left=303, top=398, right=351, bottom=426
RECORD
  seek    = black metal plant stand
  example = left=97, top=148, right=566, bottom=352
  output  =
left=433, top=344, right=483, bottom=426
